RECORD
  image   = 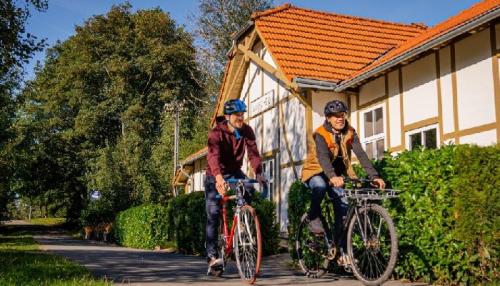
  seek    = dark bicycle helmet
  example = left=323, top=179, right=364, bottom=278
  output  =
left=224, top=99, right=247, bottom=115
left=324, top=100, right=348, bottom=116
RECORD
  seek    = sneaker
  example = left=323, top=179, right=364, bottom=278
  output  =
left=337, top=254, right=353, bottom=266
left=208, top=256, right=223, bottom=267
left=308, top=217, right=325, bottom=234
left=206, top=256, right=224, bottom=277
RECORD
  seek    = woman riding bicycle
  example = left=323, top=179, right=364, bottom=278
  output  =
left=301, top=100, right=385, bottom=266
left=204, top=99, right=266, bottom=275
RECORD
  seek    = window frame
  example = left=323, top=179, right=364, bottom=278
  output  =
left=261, top=157, right=276, bottom=201
left=406, top=124, right=439, bottom=151
left=360, top=103, right=386, bottom=160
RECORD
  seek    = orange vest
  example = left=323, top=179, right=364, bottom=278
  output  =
left=301, top=124, right=357, bottom=182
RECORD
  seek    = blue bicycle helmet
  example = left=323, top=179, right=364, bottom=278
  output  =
left=224, top=99, right=247, bottom=115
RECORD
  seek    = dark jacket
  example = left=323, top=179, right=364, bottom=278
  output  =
left=206, top=116, right=262, bottom=177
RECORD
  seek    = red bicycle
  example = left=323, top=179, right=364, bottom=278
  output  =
left=210, top=178, right=264, bottom=284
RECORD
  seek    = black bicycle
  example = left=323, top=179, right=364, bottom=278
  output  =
left=295, top=177, right=399, bottom=286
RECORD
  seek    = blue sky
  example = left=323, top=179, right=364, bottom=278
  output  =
left=24, top=0, right=480, bottom=79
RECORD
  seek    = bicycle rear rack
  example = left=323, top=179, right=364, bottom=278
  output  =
left=344, top=188, right=399, bottom=200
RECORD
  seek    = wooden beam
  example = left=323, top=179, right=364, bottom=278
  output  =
left=443, top=122, right=497, bottom=140
left=237, top=44, right=295, bottom=91
left=403, top=117, right=439, bottom=132
left=450, top=43, right=460, bottom=144
left=490, top=24, right=500, bottom=143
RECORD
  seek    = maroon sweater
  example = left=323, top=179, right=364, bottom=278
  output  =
left=206, top=116, right=262, bottom=177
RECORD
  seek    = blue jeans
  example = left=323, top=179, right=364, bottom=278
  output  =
left=204, top=170, right=252, bottom=260
left=307, top=173, right=348, bottom=251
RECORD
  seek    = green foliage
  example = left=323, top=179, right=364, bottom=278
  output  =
left=452, top=145, right=499, bottom=282
left=287, top=180, right=310, bottom=258
left=0, top=0, right=48, bottom=220
left=114, top=204, right=169, bottom=249
left=252, top=196, right=280, bottom=256
left=288, top=145, right=500, bottom=284
left=166, top=192, right=206, bottom=254
left=114, top=191, right=279, bottom=256
left=9, top=4, right=207, bottom=221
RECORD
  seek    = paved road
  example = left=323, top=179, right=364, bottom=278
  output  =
left=34, top=234, right=426, bottom=286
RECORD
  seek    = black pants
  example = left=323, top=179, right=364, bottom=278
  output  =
left=204, top=170, right=250, bottom=260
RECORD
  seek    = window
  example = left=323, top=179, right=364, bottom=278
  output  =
left=261, top=158, right=275, bottom=201
left=408, top=125, right=438, bottom=150
left=362, top=106, right=385, bottom=160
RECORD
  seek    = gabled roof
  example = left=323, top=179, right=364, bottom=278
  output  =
left=252, top=4, right=427, bottom=83
left=180, top=146, right=208, bottom=165
left=342, top=0, right=500, bottom=87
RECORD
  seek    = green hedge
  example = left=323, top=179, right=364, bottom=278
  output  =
left=114, top=191, right=279, bottom=256
left=166, top=191, right=279, bottom=256
left=288, top=144, right=499, bottom=285
left=114, top=204, right=169, bottom=249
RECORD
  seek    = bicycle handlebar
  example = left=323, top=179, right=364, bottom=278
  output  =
left=216, top=178, right=269, bottom=200
left=226, top=178, right=259, bottom=184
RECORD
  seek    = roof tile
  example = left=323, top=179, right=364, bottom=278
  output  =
left=347, top=0, right=500, bottom=82
left=255, top=5, right=427, bottom=82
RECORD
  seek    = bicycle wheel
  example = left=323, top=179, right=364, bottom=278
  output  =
left=234, top=205, right=262, bottom=284
left=295, top=214, right=330, bottom=278
left=347, top=204, right=398, bottom=286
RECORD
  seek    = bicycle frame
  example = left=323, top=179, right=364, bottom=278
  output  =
left=219, top=195, right=239, bottom=257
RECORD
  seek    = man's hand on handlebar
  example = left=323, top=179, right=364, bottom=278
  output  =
left=256, top=174, right=268, bottom=185
left=215, top=174, right=228, bottom=196
left=329, top=176, right=344, bottom=188
left=372, top=178, right=386, bottom=189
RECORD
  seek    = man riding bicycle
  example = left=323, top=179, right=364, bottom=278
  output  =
left=301, top=100, right=386, bottom=266
left=205, top=99, right=266, bottom=275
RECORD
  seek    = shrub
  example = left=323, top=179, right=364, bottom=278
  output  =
left=287, top=144, right=499, bottom=285
left=166, top=191, right=206, bottom=254
left=114, top=204, right=169, bottom=249
left=166, top=190, right=279, bottom=256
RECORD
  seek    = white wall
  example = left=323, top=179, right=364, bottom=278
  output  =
left=455, top=29, right=496, bottom=130
left=359, top=76, right=385, bottom=106
left=402, top=54, right=439, bottom=126
left=350, top=94, right=359, bottom=133
left=262, top=47, right=277, bottom=69
left=460, top=129, right=497, bottom=146
left=439, top=46, right=455, bottom=135
left=279, top=96, right=307, bottom=165
left=388, top=70, right=402, bottom=148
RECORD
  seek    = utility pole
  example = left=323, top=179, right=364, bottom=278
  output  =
left=173, top=104, right=180, bottom=197
left=165, top=99, right=184, bottom=197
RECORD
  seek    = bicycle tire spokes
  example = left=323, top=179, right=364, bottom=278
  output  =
left=348, top=205, right=397, bottom=285
left=234, top=206, right=262, bottom=283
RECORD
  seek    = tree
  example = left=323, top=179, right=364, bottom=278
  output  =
left=193, top=0, right=274, bottom=96
left=0, top=0, right=47, bottom=219
left=12, top=4, right=206, bottom=221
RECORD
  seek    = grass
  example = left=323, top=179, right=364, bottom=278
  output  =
left=0, top=230, right=111, bottom=286
left=27, top=217, right=67, bottom=226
